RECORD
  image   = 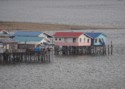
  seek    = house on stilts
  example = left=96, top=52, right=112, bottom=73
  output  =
left=53, top=32, right=91, bottom=47
left=0, top=29, right=17, bottom=51
left=13, top=31, right=51, bottom=49
left=85, top=32, right=107, bottom=46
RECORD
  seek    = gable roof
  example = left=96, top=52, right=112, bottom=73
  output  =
left=85, top=32, right=106, bottom=39
left=0, top=29, right=9, bottom=34
left=14, top=31, right=43, bottom=37
left=44, top=33, right=52, bottom=38
left=53, top=32, right=84, bottom=37
left=13, top=37, right=44, bottom=43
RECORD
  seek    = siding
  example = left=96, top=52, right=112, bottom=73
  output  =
left=94, top=34, right=106, bottom=46
left=78, top=34, right=91, bottom=46
left=54, top=34, right=91, bottom=46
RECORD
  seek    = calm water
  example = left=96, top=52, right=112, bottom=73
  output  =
left=0, top=29, right=125, bottom=89
left=0, top=0, right=125, bottom=28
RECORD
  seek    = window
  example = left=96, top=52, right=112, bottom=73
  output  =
left=95, top=39, right=97, bottom=43
left=73, top=38, right=76, bottom=43
left=87, top=39, right=89, bottom=43
left=102, top=38, right=104, bottom=42
left=99, top=38, right=101, bottom=42
left=55, top=38, right=57, bottom=40
left=59, top=38, right=61, bottom=41
left=64, top=38, right=67, bottom=42
left=84, top=38, right=86, bottom=42
left=80, top=38, right=82, bottom=42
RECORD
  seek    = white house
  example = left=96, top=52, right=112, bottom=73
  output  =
left=53, top=32, right=91, bottom=46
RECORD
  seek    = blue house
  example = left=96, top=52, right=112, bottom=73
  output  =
left=13, top=31, right=51, bottom=49
left=85, top=32, right=107, bottom=46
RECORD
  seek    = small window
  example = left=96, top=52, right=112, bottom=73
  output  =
left=87, top=39, right=89, bottom=43
left=95, top=39, right=97, bottom=43
left=99, top=38, right=101, bottom=42
left=73, top=38, right=76, bottom=43
left=84, top=38, right=86, bottom=42
left=80, top=38, right=82, bottom=42
left=102, top=38, right=104, bottom=41
left=64, top=38, right=67, bottom=42
left=59, top=38, right=61, bottom=41
left=55, top=38, right=57, bottom=40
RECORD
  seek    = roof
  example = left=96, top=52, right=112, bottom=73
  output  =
left=0, top=30, right=9, bottom=34
left=0, top=38, right=17, bottom=43
left=14, top=31, right=43, bottom=37
left=44, top=33, right=52, bottom=38
left=53, top=32, right=84, bottom=37
left=13, top=37, right=44, bottom=42
left=85, top=32, right=106, bottom=39
left=0, top=33, right=10, bottom=37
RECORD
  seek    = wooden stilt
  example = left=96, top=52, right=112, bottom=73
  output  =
left=111, top=41, right=113, bottom=55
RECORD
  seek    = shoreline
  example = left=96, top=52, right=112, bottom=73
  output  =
left=0, top=21, right=122, bottom=31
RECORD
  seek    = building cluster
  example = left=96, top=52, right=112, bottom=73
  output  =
left=0, top=29, right=107, bottom=51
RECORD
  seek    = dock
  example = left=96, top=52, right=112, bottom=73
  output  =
left=0, top=49, right=53, bottom=64
left=54, top=42, right=113, bottom=55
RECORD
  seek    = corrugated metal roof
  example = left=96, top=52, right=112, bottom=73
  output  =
left=53, top=32, right=83, bottom=37
left=85, top=32, right=106, bottom=38
left=13, top=37, right=44, bottom=42
left=14, top=31, right=43, bottom=37
left=0, top=38, right=17, bottom=43
left=0, top=33, right=10, bottom=37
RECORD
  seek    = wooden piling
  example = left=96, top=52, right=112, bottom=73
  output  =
left=54, top=43, right=113, bottom=56
left=0, top=49, right=52, bottom=64
left=108, top=44, right=110, bottom=55
left=111, top=41, right=113, bottom=55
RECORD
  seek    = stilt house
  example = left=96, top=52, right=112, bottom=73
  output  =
left=53, top=32, right=91, bottom=46
left=0, top=29, right=17, bottom=50
left=13, top=31, right=50, bottom=49
left=85, top=32, right=107, bottom=46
